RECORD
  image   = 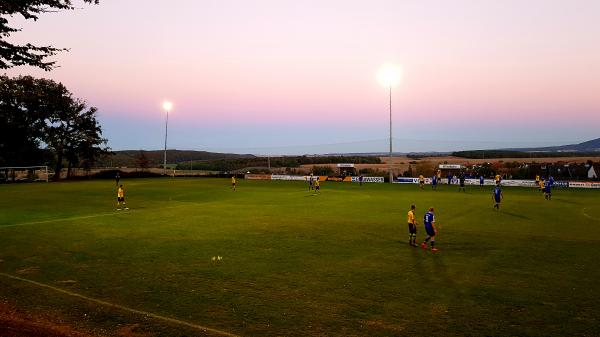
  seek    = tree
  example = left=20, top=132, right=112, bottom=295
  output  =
left=44, top=95, right=108, bottom=180
left=0, top=75, right=62, bottom=165
left=135, top=151, right=150, bottom=171
left=1, top=0, right=99, bottom=70
left=0, top=75, right=108, bottom=179
left=312, top=165, right=334, bottom=176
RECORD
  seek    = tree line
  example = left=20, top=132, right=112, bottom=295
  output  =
left=175, top=156, right=382, bottom=172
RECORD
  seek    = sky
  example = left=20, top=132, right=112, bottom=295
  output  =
left=5, top=0, right=600, bottom=154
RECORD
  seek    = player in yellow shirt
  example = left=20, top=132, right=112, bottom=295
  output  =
left=407, top=205, right=418, bottom=246
left=539, top=179, right=545, bottom=193
left=535, top=175, right=540, bottom=188
left=419, top=175, right=425, bottom=189
left=495, top=174, right=501, bottom=186
left=231, top=175, right=236, bottom=192
left=116, top=185, right=129, bottom=210
left=314, top=178, right=320, bottom=194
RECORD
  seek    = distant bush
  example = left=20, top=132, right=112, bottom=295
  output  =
left=88, top=169, right=162, bottom=180
left=312, top=165, right=334, bottom=176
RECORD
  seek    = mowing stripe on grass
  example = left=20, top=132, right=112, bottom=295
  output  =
left=0, top=204, right=193, bottom=229
left=0, top=272, right=242, bottom=337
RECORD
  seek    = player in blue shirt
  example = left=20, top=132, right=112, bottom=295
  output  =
left=479, top=175, right=484, bottom=187
left=431, top=174, right=438, bottom=190
left=544, top=180, right=552, bottom=200
left=447, top=173, right=452, bottom=185
left=548, top=175, right=555, bottom=187
left=420, top=207, right=439, bottom=252
left=459, top=173, right=466, bottom=192
left=493, top=185, right=503, bottom=209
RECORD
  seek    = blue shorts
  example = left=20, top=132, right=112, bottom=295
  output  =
left=425, top=225, right=435, bottom=237
left=495, top=198, right=501, bottom=203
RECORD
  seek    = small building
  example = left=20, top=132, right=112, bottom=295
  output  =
left=589, top=165, right=598, bottom=179
left=438, top=164, right=464, bottom=178
left=337, top=163, right=357, bottom=176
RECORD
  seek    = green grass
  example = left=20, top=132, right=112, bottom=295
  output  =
left=0, top=178, right=599, bottom=336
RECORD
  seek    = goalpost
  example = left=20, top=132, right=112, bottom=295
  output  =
left=0, top=166, right=51, bottom=183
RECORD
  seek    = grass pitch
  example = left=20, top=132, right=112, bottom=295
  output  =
left=0, top=178, right=599, bottom=336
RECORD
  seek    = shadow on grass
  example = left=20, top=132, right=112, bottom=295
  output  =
left=499, top=210, right=531, bottom=220
left=554, top=198, right=583, bottom=205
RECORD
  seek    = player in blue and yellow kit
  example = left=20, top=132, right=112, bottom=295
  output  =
left=493, top=185, right=503, bottom=209
left=116, top=185, right=129, bottom=210
left=407, top=205, right=418, bottom=247
left=420, top=207, right=439, bottom=252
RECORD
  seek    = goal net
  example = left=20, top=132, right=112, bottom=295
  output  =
left=0, top=166, right=50, bottom=183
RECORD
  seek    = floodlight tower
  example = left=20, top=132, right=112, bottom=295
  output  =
left=162, top=101, right=173, bottom=175
left=377, top=65, right=402, bottom=183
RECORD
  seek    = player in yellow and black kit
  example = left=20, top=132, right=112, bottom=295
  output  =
left=419, top=175, right=425, bottom=189
left=231, top=175, right=236, bottom=192
left=116, top=185, right=129, bottom=210
left=407, top=205, right=418, bottom=246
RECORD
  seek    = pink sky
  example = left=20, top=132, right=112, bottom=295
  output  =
left=5, top=0, right=600, bottom=153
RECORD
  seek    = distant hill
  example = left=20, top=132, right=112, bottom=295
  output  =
left=507, top=138, right=600, bottom=152
left=453, top=138, right=600, bottom=159
left=97, top=150, right=254, bottom=167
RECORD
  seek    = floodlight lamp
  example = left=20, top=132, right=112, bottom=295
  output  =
left=377, top=65, right=402, bottom=87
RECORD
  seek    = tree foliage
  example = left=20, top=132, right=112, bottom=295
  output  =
left=0, top=0, right=98, bottom=70
left=135, top=150, right=150, bottom=171
left=0, top=75, right=108, bottom=179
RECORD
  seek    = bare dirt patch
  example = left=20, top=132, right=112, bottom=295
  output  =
left=56, top=280, right=78, bottom=285
left=116, top=323, right=154, bottom=337
left=0, top=301, right=100, bottom=337
left=15, top=266, right=40, bottom=275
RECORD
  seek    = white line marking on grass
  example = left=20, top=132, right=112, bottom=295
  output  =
left=0, top=272, right=242, bottom=337
left=582, top=208, right=600, bottom=221
left=0, top=212, right=124, bottom=228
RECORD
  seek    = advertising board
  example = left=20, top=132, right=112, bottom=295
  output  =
left=244, top=174, right=272, bottom=180
left=351, top=176, right=384, bottom=183
left=271, top=175, right=310, bottom=181
left=568, top=182, right=600, bottom=189
left=553, top=181, right=569, bottom=188
left=394, top=177, right=419, bottom=184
